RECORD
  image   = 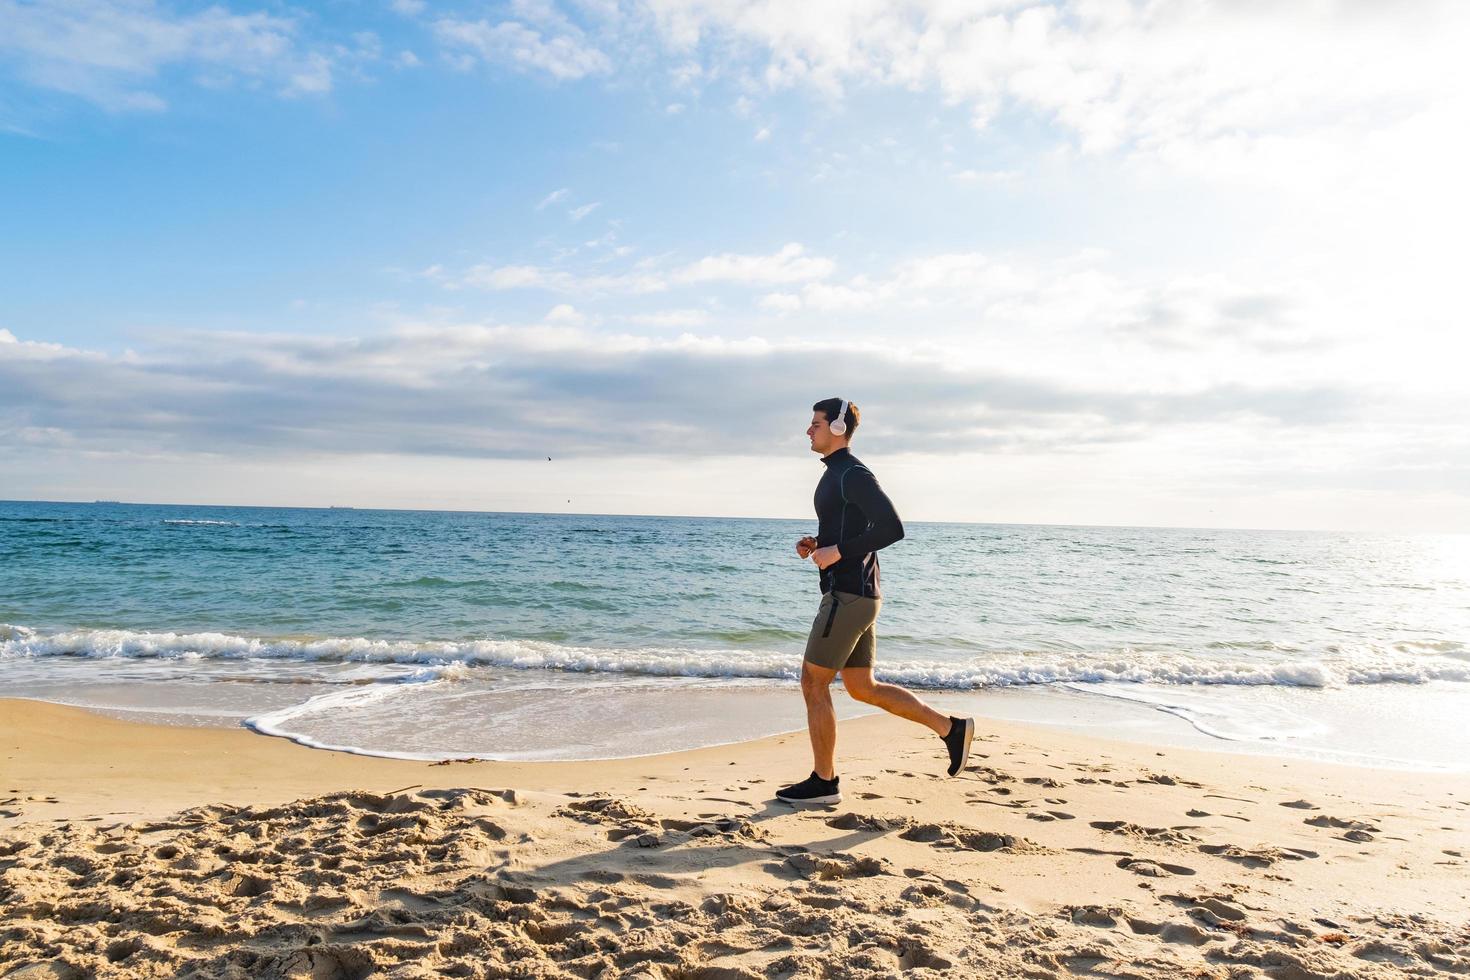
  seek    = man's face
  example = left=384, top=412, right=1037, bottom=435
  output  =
left=807, top=411, right=840, bottom=454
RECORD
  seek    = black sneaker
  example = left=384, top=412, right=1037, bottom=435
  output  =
left=942, top=717, right=974, bottom=777
left=775, top=771, right=842, bottom=805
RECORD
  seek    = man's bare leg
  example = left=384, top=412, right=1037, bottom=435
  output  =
left=840, top=667, right=950, bottom=736
left=800, top=661, right=839, bottom=780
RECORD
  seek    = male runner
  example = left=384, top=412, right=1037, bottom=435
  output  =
left=776, top=398, right=975, bottom=805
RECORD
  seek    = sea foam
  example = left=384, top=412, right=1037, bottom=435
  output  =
left=4, top=624, right=1468, bottom=691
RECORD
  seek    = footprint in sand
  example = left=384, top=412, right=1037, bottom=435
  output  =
left=1304, top=815, right=1380, bottom=833
left=1068, top=846, right=1134, bottom=857
left=105, top=937, right=146, bottom=966
left=899, top=879, right=959, bottom=909
left=558, top=796, right=657, bottom=825
left=1116, top=857, right=1197, bottom=877
left=1192, top=897, right=1247, bottom=922
left=1138, top=773, right=1203, bottom=788
left=900, top=821, right=1038, bottom=853
left=896, top=944, right=956, bottom=971
left=288, top=944, right=378, bottom=980
left=221, top=871, right=272, bottom=899
left=1129, top=919, right=1219, bottom=946
left=1089, top=820, right=1201, bottom=845
left=784, top=851, right=891, bottom=881
left=825, top=812, right=906, bottom=833
left=1196, top=842, right=1314, bottom=868
left=859, top=791, right=920, bottom=804
left=1067, top=904, right=1123, bottom=927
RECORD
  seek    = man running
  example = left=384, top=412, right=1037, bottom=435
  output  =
left=776, top=398, right=975, bottom=805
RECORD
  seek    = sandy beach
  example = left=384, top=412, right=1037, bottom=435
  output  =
left=1, top=699, right=1467, bottom=978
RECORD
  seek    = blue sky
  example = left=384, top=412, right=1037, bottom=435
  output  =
left=2, top=1, right=1468, bottom=530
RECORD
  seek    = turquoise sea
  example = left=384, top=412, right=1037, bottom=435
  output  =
left=3, top=500, right=1467, bottom=768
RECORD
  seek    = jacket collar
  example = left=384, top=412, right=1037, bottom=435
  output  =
left=820, top=446, right=852, bottom=468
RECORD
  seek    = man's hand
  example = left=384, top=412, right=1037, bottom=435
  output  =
left=795, top=535, right=818, bottom=559
left=809, top=544, right=842, bottom=570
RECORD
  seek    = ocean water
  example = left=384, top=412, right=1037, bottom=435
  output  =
left=2, top=500, right=1468, bottom=768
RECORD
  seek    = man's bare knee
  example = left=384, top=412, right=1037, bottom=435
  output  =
left=801, top=663, right=836, bottom=701
left=842, top=681, right=877, bottom=704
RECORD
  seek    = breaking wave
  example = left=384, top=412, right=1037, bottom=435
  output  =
left=4, top=624, right=1468, bottom=690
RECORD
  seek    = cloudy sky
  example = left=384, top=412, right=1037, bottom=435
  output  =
left=2, top=0, right=1467, bottom=531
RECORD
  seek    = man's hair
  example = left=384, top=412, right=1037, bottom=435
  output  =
left=813, top=397, right=860, bottom=437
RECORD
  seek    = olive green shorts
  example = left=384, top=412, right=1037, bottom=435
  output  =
left=803, top=590, right=882, bottom=670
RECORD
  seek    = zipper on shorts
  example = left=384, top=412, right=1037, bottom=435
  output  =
left=821, top=593, right=840, bottom=638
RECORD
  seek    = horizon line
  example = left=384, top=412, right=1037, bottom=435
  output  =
left=1, top=497, right=1460, bottom=537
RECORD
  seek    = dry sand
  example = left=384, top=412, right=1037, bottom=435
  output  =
left=1, top=697, right=1468, bottom=978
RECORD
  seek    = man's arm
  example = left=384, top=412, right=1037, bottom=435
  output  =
left=839, top=466, right=905, bottom=555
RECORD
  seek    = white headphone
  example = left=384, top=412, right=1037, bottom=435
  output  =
left=829, top=399, right=849, bottom=436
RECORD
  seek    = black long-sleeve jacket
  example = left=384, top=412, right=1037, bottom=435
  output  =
left=813, top=447, right=905, bottom=597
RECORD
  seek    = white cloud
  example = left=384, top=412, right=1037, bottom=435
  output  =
left=283, top=51, right=333, bottom=96
left=951, top=168, right=1018, bottom=184
left=536, top=187, right=570, bottom=209
left=669, top=59, right=702, bottom=88
left=729, top=249, right=1369, bottom=402
left=665, top=101, right=685, bottom=114
left=452, top=262, right=669, bottom=294
left=758, top=293, right=801, bottom=314
left=458, top=264, right=565, bottom=291
left=433, top=16, right=610, bottom=81
left=510, top=0, right=572, bottom=31
left=794, top=280, right=875, bottom=312
left=0, top=321, right=1372, bottom=468
left=672, top=242, right=833, bottom=285
left=440, top=242, right=835, bottom=294
left=544, top=303, right=587, bottom=326
left=390, top=0, right=426, bottom=15
left=568, top=202, right=601, bottom=221
left=753, top=126, right=769, bottom=142
left=622, top=309, right=710, bottom=328
left=0, top=0, right=344, bottom=109
left=638, top=1, right=1470, bottom=164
